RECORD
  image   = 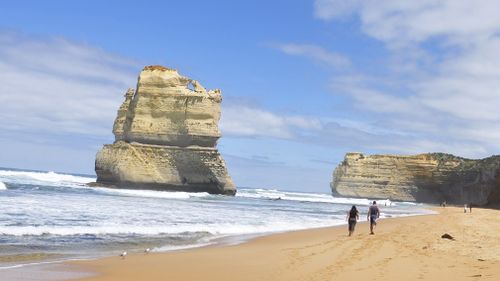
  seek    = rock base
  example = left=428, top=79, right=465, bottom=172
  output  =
left=95, top=141, right=236, bottom=195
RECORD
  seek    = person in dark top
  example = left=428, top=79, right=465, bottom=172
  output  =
left=346, top=205, right=359, bottom=236
left=367, top=201, right=380, bottom=235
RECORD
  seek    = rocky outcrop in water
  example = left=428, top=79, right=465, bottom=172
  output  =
left=94, top=65, right=236, bottom=195
left=331, top=152, right=500, bottom=206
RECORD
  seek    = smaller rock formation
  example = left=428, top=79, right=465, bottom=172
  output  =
left=94, top=65, right=235, bottom=195
left=331, top=152, right=500, bottom=206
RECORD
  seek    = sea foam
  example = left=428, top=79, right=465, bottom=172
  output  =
left=0, top=170, right=94, bottom=186
left=236, top=188, right=398, bottom=206
left=92, top=187, right=212, bottom=200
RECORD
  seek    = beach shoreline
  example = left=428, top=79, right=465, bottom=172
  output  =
left=0, top=210, right=363, bottom=280
left=66, top=206, right=500, bottom=281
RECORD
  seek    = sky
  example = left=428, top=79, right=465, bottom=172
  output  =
left=1, top=0, right=500, bottom=193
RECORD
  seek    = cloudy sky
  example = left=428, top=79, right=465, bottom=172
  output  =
left=1, top=0, right=499, bottom=192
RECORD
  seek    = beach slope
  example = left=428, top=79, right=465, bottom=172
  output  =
left=72, top=207, right=500, bottom=281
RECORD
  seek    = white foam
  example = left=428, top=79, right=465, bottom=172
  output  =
left=153, top=242, right=214, bottom=252
left=0, top=170, right=95, bottom=186
left=234, top=189, right=418, bottom=207
left=0, top=181, right=6, bottom=190
left=92, top=187, right=212, bottom=200
left=236, top=188, right=375, bottom=205
left=0, top=217, right=342, bottom=237
left=0, top=207, right=432, bottom=237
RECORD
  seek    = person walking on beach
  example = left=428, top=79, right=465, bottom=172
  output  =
left=367, top=201, right=380, bottom=235
left=346, top=205, right=359, bottom=236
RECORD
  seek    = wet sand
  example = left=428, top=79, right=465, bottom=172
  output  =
left=71, top=207, right=500, bottom=281
left=0, top=262, right=92, bottom=281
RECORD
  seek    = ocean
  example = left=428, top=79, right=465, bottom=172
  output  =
left=0, top=167, right=431, bottom=269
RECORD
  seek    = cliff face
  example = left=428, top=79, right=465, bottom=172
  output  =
left=331, top=152, right=500, bottom=206
left=95, top=65, right=236, bottom=195
left=112, top=88, right=135, bottom=141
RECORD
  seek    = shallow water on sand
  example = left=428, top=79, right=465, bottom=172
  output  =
left=0, top=262, right=93, bottom=281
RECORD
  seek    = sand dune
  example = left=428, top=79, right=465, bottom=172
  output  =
left=72, top=207, right=500, bottom=281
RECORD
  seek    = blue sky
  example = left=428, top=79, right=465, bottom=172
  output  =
left=1, top=0, right=500, bottom=192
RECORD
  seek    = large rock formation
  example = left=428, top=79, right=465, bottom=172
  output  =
left=94, top=65, right=236, bottom=195
left=331, top=152, right=500, bottom=206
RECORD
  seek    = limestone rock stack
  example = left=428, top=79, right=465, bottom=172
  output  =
left=112, top=88, right=135, bottom=141
left=331, top=152, right=500, bottom=206
left=94, top=65, right=236, bottom=195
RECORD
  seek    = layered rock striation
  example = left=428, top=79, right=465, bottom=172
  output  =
left=94, top=65, right=236, bottom=195
left=331, top=152, right=500, bottom=206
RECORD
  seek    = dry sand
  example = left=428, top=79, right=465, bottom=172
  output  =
left=71, top=207, right=500, bottom=281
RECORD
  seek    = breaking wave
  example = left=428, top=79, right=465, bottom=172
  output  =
left=0, top=169, right=94, bottom=187
left=0, top=169, right=408, bottom=207
left=0, top=220, right=337, bottom=237
left=236, top=188, right=397, bottom=206
left=93, top=187, right=213, bottom=200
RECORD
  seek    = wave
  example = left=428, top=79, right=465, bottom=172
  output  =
left=91, top=187, right=402, bottom=206
left=0, top=169, right=409, bottom=207
left=93, top=187, right=212, bottom=200
left=153, top=242, right=214, bottom=252
left=0, top=169, right=212, bottom=200
left=0, top=170, right=95, bottom=186
left=92, top=187, right=401, bottom=206
left=0, top=181, right=6, bottom=190
left=236, top=188, right=396, bottom=206
left=0, top=219, right=340, bottom=237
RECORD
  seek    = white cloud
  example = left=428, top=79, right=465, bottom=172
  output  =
left=308, top=0, right=500, bottom=158
left=220, top=102, right=436, bottom=157
left=315, top=0, right=500, bottom=46
left=271, top=43, right=350, bottom=69
left=220, top=103, right=322, bottom=139
left=0, top=32, right=139, bottom=138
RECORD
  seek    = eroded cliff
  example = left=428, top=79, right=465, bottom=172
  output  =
left=331, top=152, right=500, bottom=206
left=94, top=65, right=235, bottom=195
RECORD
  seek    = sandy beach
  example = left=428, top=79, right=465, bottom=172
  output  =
left=70, top=207, right=500, bottom=281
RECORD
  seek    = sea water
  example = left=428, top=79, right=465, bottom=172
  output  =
left=0, top=167, right=432, bottom=267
